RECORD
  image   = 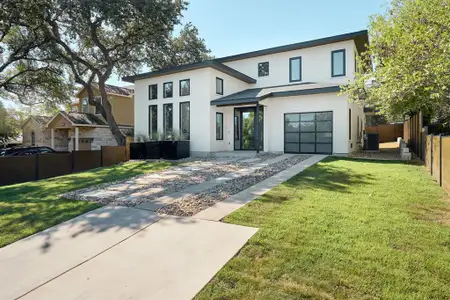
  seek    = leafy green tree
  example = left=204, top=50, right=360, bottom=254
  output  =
left=343, top=0, right=450, bottom=123
left=0, top=101, right=24, bottom=145
left=149, top=23, right=213, bottom=70
left=1, top=0, right=188, bottom=145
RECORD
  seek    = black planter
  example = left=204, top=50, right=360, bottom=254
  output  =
left=144, top=141, right=161, bottom=159
left=130, top=142, right=146, bottom=159
left=160, top=141, right=190, bottom=160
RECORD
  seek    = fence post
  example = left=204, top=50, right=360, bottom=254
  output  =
left=71, top=151, right=75, bottom=173
left=440, top=135, right=443, bottom=186
left=35, top=154, right=39, bottom=180
left=101, top=146, right=104, bottom=167
left=430, top=134, right=434, bottom=176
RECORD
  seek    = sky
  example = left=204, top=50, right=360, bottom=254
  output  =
left=4, top=0, right=388, bottom=108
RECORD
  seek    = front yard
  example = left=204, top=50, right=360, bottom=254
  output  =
left=0, top=160, right=171, bottom=248
left=195, top=157, right=450, bottom=300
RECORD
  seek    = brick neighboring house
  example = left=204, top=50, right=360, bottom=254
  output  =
left=21, top=83, right=134, bottom=151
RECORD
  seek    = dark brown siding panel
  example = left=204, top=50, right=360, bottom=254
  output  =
left=0, top=156, right=36, bottom=186
left=38, top=153, right=72, bottom=179
left=73, top=150, right=102, bottom=173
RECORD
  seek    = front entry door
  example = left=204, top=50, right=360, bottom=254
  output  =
left=234, top=107, right=263, bottom=150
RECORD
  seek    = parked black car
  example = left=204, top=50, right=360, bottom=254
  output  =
left=0, top=146, right=56, bottom=157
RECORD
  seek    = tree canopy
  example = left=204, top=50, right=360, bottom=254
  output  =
left=0, top=101, right=24, bottom=145
left=344, top=0, right=450, bottom=123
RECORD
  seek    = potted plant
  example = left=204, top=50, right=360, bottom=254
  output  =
left=129, top=134, right=147, bottom=159
left=144, top=132, right=162, bottom=159
left=160, top=130, right=190, bottom=160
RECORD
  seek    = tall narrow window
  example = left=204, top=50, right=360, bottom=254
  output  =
left=148, top=105, right=158, bottom=139
left=163, top=103, right=173, bottom=139
left=258, top=62, right=269, bottom=77
left=348, top=109, right=352, bottom=140
left=332, top=49, right=346, bottom=77
left=31, top=131, right=36, bottom=146
left=216, top=112, right=223, bottom=140
left=163, top=82, right=173, bottom=98
left=289, top=57, right=302, bottom=82
left=148, top=84, right=158, bottom=100
left=94, top=96, right=102, bottom=115
left=179, top=102, right=190, bottom=140
left=81, top=98, right=89, bottom=113
left=179, top=79, right=190, bottom=96
left=216, top=77, right=223, bottom=95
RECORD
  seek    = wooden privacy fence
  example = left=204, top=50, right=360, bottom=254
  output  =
left=425, top=135, right=450, bottom=194
left=366, top=123, right=404, bottom=143
left=0, top=146, right=127, bottom=186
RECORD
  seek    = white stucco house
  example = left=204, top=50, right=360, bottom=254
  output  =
left=123, top=30, right=369, bottom=156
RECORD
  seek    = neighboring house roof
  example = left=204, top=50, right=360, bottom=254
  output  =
left=210, top=83, right=342, bottom=106
left=122, top=30, right=369, bottom=83
left=60, top=111, right=108, bottom=126
left=122, top=60, right=257, bottom=84
left=75, top=83, right=134, bottom=98
left=21, top=115, right=52, bottom=129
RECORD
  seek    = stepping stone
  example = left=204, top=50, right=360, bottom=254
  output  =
left=239, top=158, right=261, bottom=163
left=114, top=187, right=165, bottom=203
left=80, top=190, right=122, bottom=199
left=106, top=183, right=145, bottom=192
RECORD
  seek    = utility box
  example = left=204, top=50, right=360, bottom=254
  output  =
left=363, top=133, right=379, bottom=151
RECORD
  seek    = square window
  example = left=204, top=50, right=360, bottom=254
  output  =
left=148, top=84, right=158, bottom=100
left=81, top=98, right=89, bottom=113
left=332, top=49, right=346, bottom=77
left=179, top=79, right=190, bottom=96
left=216, top=112, right=223, bottom=140
left=216, top=77, right=223, bottom=95
left=289, top=57, right=302, bottom=82
left=258, top=62, right=269, bottom=77
left=163, top=82, right=173, bottom=98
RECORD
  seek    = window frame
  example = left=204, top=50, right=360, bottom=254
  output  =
left=179, top=79, right=190, bottom=96
left=216, top=112, right=223, bottom=140
left=163, top=82, right=173, bottom=98
left=216, top=77, right=224, bottom=95
left=258, top=61, right=269, bottom=77
left=331, top=49, right=346, bottom=77
left=289, top=56, right=302, bottom=82
left=81, top=98, right=89, bottom=113
left=148, top=84, right=158, bottom=100
left=179, top=101, right=190, bottom=140
left=94, top=96, right=102, bottom=115
left=163, top=103, right=173, bottom=139
left=348, top=108, right=352, bottom=140
left=148, top=105, right=158, bottom=139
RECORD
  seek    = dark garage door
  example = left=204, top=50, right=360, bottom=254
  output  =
left=284, top=111, right=333, bottom=154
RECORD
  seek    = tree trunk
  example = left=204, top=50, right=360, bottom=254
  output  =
left=97, top=80, right=125, bottom=146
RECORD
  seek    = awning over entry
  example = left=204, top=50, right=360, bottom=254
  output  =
left=210, top=83, right=341, bottom=106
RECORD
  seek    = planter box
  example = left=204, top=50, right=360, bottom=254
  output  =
left=129, top=142, right=146, bottom=159
left=161, top=141, right=190, bottom=160
left=144, top=141, right=161, bottom=159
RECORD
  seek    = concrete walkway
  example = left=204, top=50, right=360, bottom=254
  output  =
left=0, top=154, right=325, bottom=300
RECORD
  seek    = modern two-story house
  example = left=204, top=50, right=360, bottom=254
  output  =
left=124, top=30, right=369, bottom=156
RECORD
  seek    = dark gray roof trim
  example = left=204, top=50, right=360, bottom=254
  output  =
left=210, top=85, right=341, bottom=106
left=216, top=30, right=369, bottom=63
left=122, top=61, right=256, bottom=84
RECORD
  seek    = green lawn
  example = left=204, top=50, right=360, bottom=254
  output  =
left=0, top=160, right=171, bottom=248
left=195, top=157, right=450, bottom=300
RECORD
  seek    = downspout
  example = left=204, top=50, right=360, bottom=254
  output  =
left=255, top=101, right=260, bottom=153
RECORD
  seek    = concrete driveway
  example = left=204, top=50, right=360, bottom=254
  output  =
left=0, top=207, right=257, bottom=300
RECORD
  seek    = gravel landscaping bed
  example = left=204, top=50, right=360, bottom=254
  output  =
left=62, top=153, right=282, bottom=206
left=157, top=155, right=311, bottom=217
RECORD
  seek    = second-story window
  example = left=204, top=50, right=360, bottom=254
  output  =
left=289, top=57, right=302, bottom=82
left=94, top=96, right=102, bottom=115
left=332, top=49, right=346, bottom=77
left=179, top=79, right=190, bottom=96
left=258, top=62, right=269, bottom=77
left=81, top=98, right=89, bottom=113
left=163, top=82, right=173, bottom=98
left=216, top=77, right=223, bottom=95
left=148, top=84, right=158, bottom=100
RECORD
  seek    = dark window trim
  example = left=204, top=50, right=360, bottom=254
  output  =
left=179, top=101, right=190, bottom=140
left=258, top=61, right=270, bottom=77
left=163, top=82, right=173, bottom=98
left=148, top=104, right=158, bottom=138
left=331, top=49, right=346, bottom=77
left=163, top=103, right=173, bottom=138
left=179, top=79, right=190, bottom=96
left=348, top=108, right=351, bottom=140
left=289, top=56, right=302, bottom=82
left=216, top=77, right=224, bottom=95
left=148, top=84, right=158, bottom=100
left=216, top=112, right=223, bottom=140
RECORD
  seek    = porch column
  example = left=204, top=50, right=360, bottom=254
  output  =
left=75, top=127, right=79, bottom=151
left=51, top=128, right=55, bottom=149
left=255, top=101, right=260, bottom=153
